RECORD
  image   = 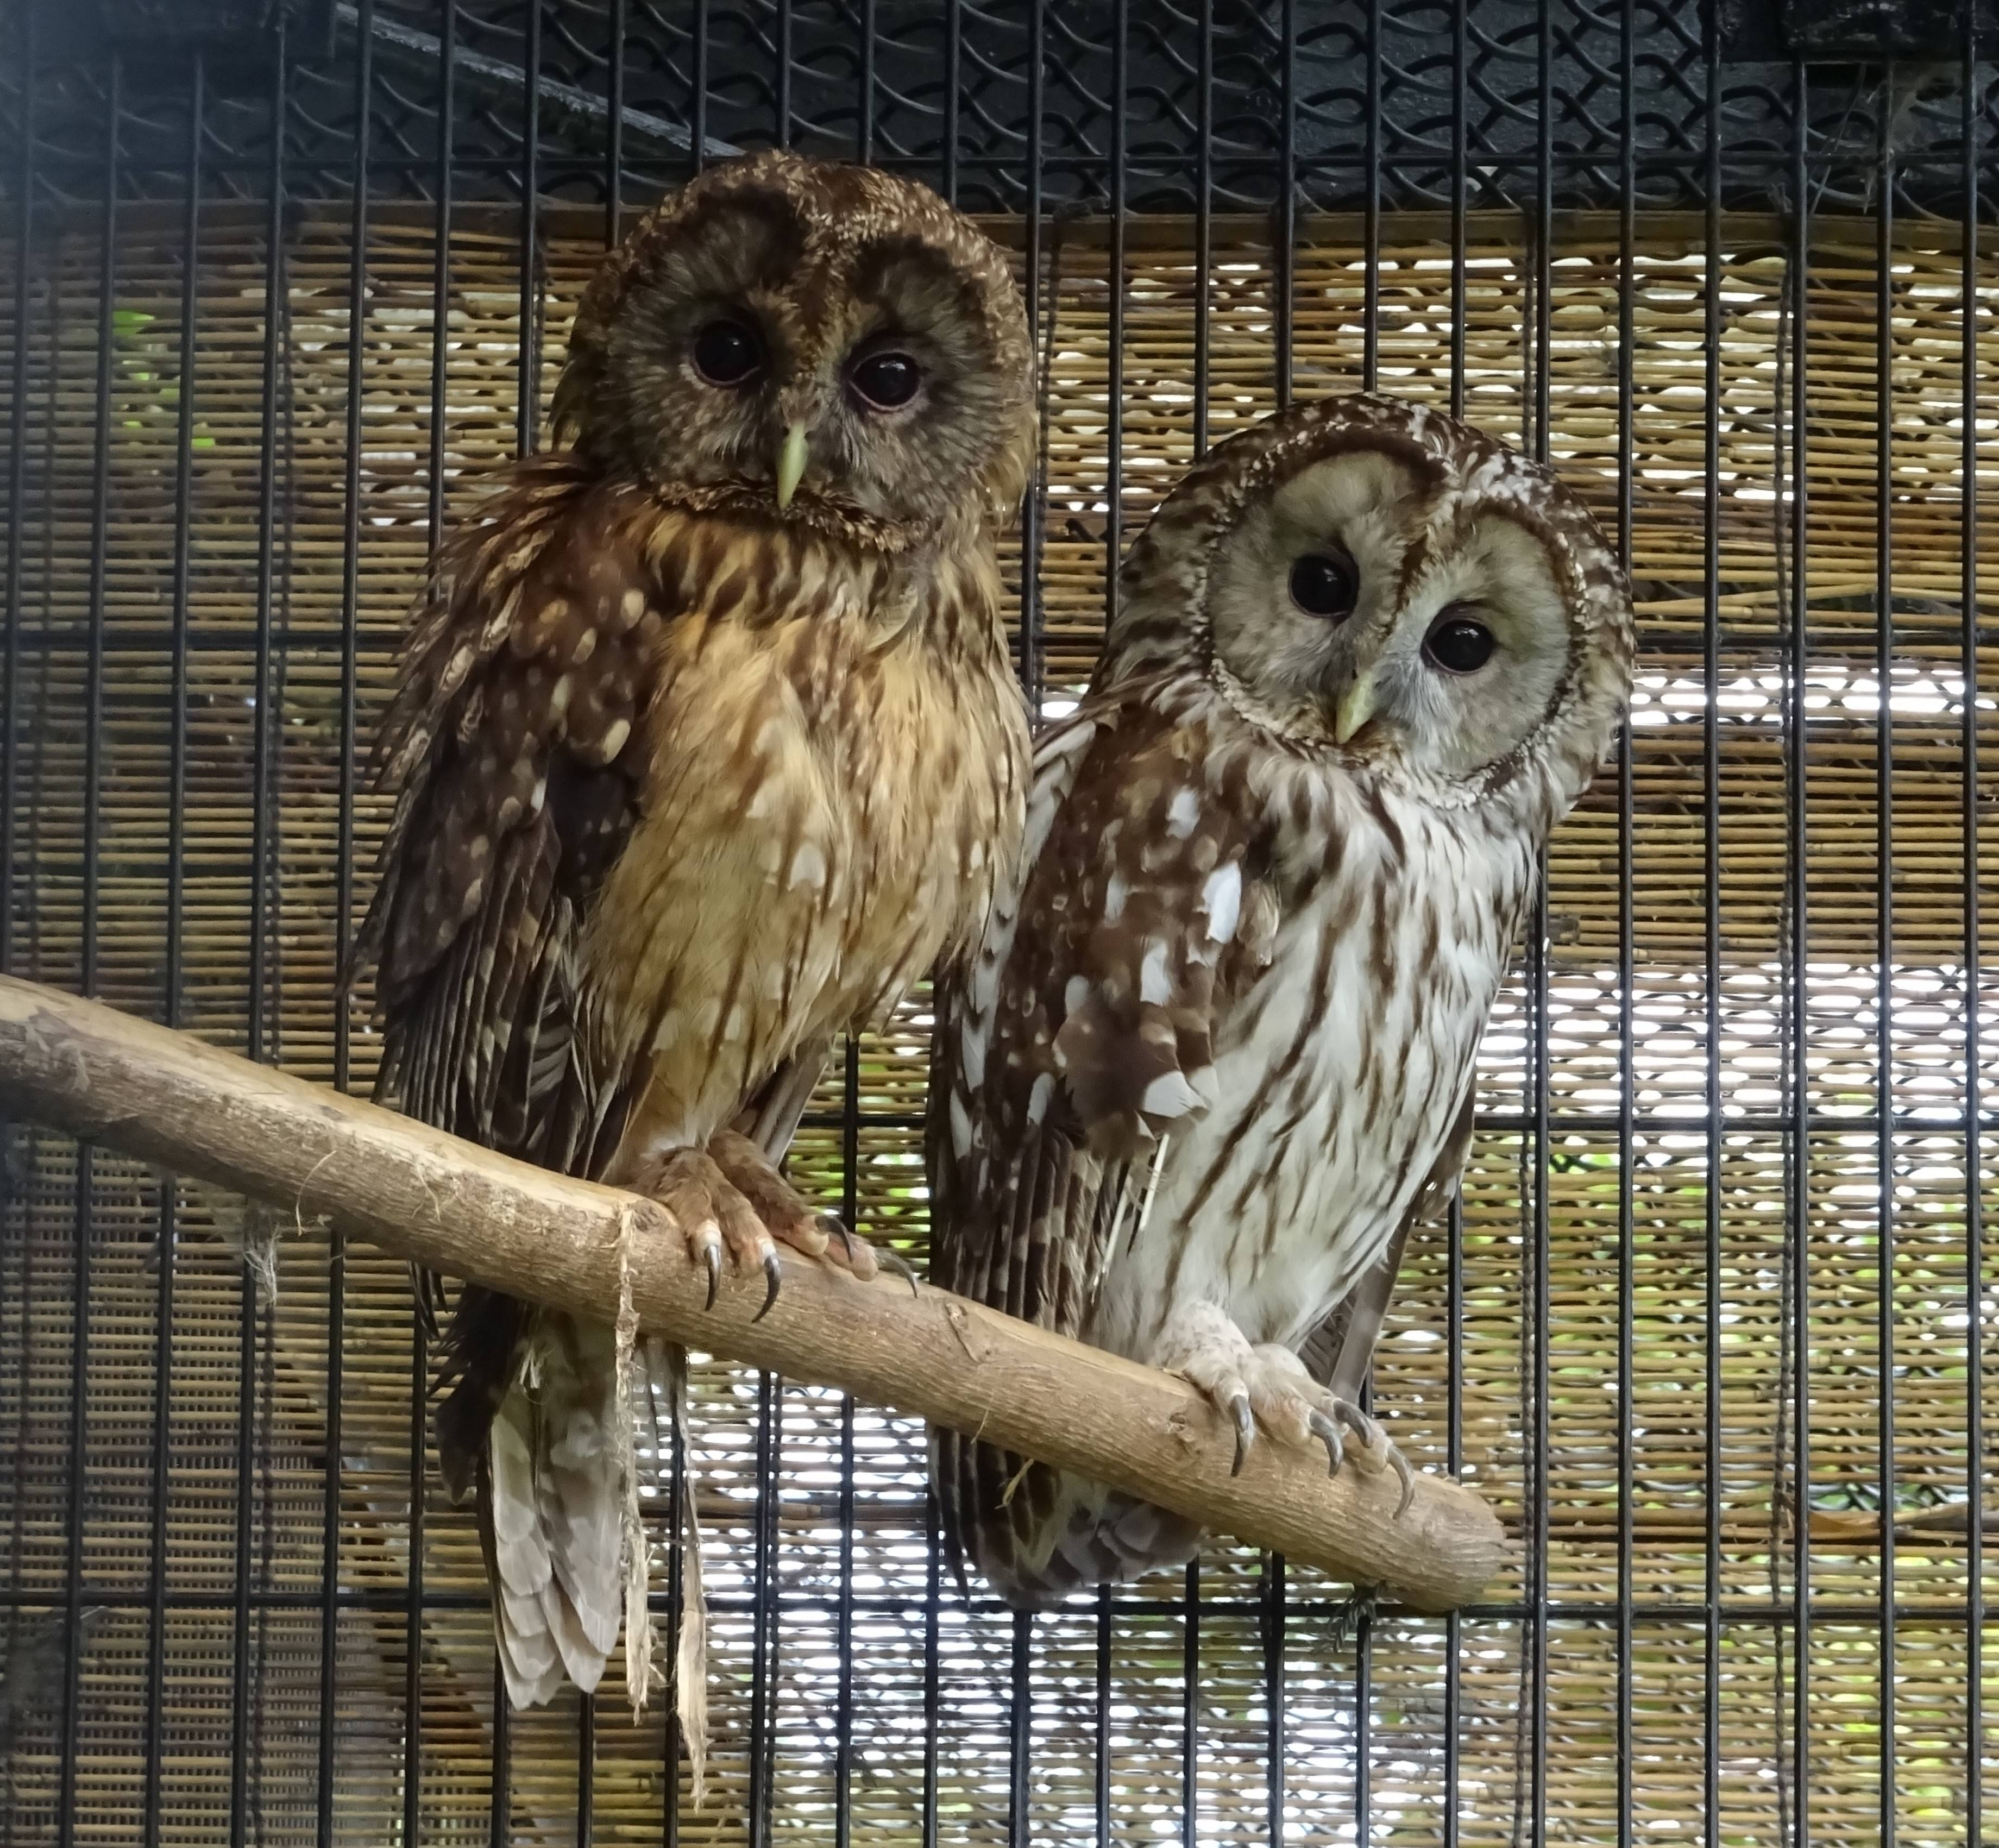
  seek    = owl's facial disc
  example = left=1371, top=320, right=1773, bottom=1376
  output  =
left=1205, top=445, right=1575, bottom=784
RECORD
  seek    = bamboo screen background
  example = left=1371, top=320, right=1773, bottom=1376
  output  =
left=3, top=5, right=1998, bottom=1846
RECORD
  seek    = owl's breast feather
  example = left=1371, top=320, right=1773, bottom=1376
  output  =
left=580, top=525, right=1027, bottom=1142
left=1099, top=777, right=1534, bottom=1365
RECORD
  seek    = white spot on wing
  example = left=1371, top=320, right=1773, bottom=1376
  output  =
left=1203, top=863, right=1242, bottom=943
left=1140, top=1070, right=1204, bottom=1120
left=960, top=1021, right=988, bottom=1090
left=1139, top=940, right=1171, bottom=1005
left=1027, top=1072, right=1054, bottom=1124
left=949, top=1090, right=973, bottom=1159
left=1166, top=787, right=1200, bottom=838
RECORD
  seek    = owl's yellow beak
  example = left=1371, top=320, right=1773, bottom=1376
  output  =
left=775, top=421, right=810, bottom=510
left=1334, top=668, right=1381, bottom=746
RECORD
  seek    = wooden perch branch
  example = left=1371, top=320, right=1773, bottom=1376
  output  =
left=0, top=973, right=1507, bottom=1613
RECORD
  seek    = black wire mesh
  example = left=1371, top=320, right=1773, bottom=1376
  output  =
left=1, top=3, right=1996, bottom=1844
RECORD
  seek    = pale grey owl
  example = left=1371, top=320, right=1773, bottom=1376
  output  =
left=929, top=393, right=1633, bottom=1606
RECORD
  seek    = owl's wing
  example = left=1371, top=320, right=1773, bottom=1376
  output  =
left=357, top=454, right=659, bottom=1186
left=1297, top=1086, right=1475, bottom=1403
left=354, top=455, right=673, bottom=1705
left=928, top=686, right=1278, bottom=1601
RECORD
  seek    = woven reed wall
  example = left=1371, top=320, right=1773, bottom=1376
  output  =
left=1, top=203, right=1995, bottom=1845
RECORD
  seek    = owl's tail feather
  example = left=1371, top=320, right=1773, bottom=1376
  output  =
left=934, top=1432, right=1202, bottom=1610
left=476, top=1311, right=627, bottom=1709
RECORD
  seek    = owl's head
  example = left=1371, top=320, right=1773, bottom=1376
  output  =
left=1108, top=394, right=1634, bottom=810
left=553, top=150, right=1036, bottom=545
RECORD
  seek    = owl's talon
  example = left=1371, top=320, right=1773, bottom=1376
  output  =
left=1229, top=1393, right=1255, bottom=1476
left=1388, top=1445, right=1416, bottom=1519
left=755, top=1249, right=783, bottom=1321
left=702, top=1242, right=721, bottom=1311
left=821, top=1212, right=856, bottom=1265
left=878, top=1244, right=921, bottom=1298
left=1308, top=1407, right=1346, bottom=1478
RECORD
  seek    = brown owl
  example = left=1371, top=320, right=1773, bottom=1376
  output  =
left=356, top=149, right=1035, bottom=1705
left=929, top=393, right=1632, bottom=1606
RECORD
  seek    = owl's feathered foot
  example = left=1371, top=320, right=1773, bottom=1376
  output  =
left=630, top=1144, right=788, bottom=1318
left=627, top=1134, right=917, bottom=1317
left=1157, top=1303, right=1415, bottom=1518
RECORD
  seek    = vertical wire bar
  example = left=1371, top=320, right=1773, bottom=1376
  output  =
left=415, top=10, right=455, bottom=1837
left=1874, top=64, right=1897, bottom=1848
left=1009, top=1606, right=1032, bottom=1848
left=776, top=0, right=792, bottom=149
left=589, top=11, right=621, bottom=1821
left=321, top=9, right=373, bottom=1837
left=144, top=48, right=199, bottom=1848
left=1193, top=0, right=1211, bottom=460
left=1444, top=1180, right=1463, bottom=1848
left=518, top=0, right=541, bottom=457
left=1444, top=14, right=1467, bottom=1824
left=58, top=52, right=120, bottom=1848
left=1362, top=0, right=1380, bottom=393
left=1263, top=1552, right=1285, bottom=1845
left=1184, top=13, right=1212, bottom=1842
left=835, top=1038, right=859, bottom=1848
left=755, top=0, right=793, bottom=1806
left=502, top=1, right=542, bottom=1819
left=690, top=0, right=709, bottom=178
left=1180, top=1562, right=1199, bottom=1848
left=1274, top=0, right=1294, bottom=408
left=942, top=0, right=960, bottom=204
left=1959, top=17, right=1983, bottom=1837
left=921, top=1485, right=939, bottom=1848
left=1701, top=18, right=1723, bottom=1848
left=1267, top=8, right=1297, bottom=1834
left=1105, top=0, right=1126, bottom=626
left=664, top=1357, right=685, bottom=1848
left=1448, top=0, right=1464, bottom=423
left=0, top=1, right=30, bottom=983
left=1095, top=43, right=1128, bottom=1814
left=748, top=1368, right=781, bottom=1848
left=858, top=0, right=875, bottom=161
left=235, top=33, right=285, bottom=1847
left=1017, top=0, right=1044, bottom=711
left=1615, top=7, right=1636, bottom=1845
left=1095, top=1589, right=1111, bottom=1846
left=605, top=0, right=624, bottom=242
left=1355, top=6, right=1385, bottom=1821
left=1529, top=8, right=1552, bottom=1843
left=1787, top=54, right=1814, bottom=1848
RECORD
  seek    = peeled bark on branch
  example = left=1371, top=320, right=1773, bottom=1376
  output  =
left=0, top=973, right=1508, bottom=1612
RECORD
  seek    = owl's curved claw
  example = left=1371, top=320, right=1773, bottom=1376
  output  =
left=877, top=1244, right=920, bottom=1298
left=701, top=1240, right=722, bottom=1312
left=819, top=1212, right=855, bottom=1264
left=755, top=1249, right=783, bottom=1322
left=1229, top=1393, right=1255, bottom=1476
left=1307, top=1407, right=1346, bottom=1479
left=1388, top=1445, right=1416, bottom=1519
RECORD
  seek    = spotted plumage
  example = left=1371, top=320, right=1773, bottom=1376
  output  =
left=929, top=393, right=1633, bottom=1607
left=358, top=148, right=1034, bottom=1705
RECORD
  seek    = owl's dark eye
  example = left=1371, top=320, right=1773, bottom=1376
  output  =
left=1424, top=610, right=1498, bottom=674
left=848, top=349, right=922, bottom=411
left=691, top=318, right=764, bottom=387
left=1288, top=551, right=1358, bottom=621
